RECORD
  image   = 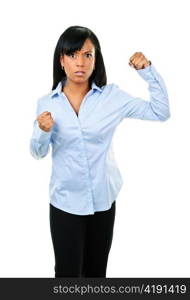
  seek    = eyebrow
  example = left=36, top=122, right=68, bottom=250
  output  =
left=75, top=50, right=93, bottom=53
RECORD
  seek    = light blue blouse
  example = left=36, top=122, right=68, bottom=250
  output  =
left=30, top=63, right=170, bottom=215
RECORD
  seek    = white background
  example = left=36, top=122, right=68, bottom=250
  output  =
left=0, top=0, right=189, bottom=277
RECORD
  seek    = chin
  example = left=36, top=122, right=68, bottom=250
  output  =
left=74, top=77, right=89, bottom=83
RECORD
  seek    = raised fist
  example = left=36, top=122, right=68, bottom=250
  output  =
left=129, top=52, right=151, bottom=70
left=37, top=111, right=55, bottom=132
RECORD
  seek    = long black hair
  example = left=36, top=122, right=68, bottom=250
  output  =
left=52, top=25, right=107, bottom=90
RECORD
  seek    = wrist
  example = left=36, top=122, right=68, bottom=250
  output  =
left=144, top=60, right=151, bottom=68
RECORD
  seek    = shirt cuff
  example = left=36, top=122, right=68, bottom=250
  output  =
left=32, top=119, right=52, bottom=142
left=135, top=62, right=163, bottom=83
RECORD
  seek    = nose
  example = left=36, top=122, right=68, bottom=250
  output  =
left=76, top=54, right=85, bottom=66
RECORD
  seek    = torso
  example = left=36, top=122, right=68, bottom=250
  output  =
left=65, top=95, right=83, bottom=116
left=62, top=87, right=90, bottom=117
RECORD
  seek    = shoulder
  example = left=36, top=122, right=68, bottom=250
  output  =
left=101, top=83, right=120, bottom=95
left=36, top=91, right=53, bottom=106
left=104, top=83, right=119, bottom=89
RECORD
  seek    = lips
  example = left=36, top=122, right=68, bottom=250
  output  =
left=75, top=71, right=85, bottom=76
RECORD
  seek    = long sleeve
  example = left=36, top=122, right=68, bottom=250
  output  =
left=30, top=98, right=52, bottom=159
left=117, top=63, right=171, bottom=122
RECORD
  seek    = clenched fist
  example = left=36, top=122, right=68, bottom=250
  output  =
left=37, top=111, right=55, bottom=132
left=129, top=52, right=151, bottom=70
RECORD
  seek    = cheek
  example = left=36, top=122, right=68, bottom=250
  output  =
left=65, top=61, right=75, bottom=72
left=88, top=61, right=95, bottom=69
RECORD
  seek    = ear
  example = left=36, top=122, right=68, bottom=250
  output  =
left=60, top=54, right=64, bottom=65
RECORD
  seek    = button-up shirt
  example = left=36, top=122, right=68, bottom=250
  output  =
left=30, top=63, right=170, bottom=215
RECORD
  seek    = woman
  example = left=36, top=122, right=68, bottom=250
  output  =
left=30, top=25, right=170, bottom=278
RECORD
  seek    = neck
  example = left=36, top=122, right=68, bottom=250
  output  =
left=62, top=78, right=90, bottom=96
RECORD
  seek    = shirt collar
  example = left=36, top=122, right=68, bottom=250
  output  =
left=49, top=78, right=103, bottom=98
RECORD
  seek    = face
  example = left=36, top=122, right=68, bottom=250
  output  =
left=60, top=38, right=96, bottom=84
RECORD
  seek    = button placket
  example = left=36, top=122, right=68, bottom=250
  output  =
left=60, top=89, right=95, bottom=212
left=78, top=118, right=95, bottom=210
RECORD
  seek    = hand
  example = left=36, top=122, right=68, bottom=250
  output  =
left=129, top=52, right=151, bottom=70
left=37, top=111, right=55, bottom=132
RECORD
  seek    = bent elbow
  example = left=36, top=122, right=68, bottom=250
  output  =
left=30, top=140, right=49, bottom=160
left=160, top=111, right=171, bottom=121
left=30, top=148, right=45, bottom=160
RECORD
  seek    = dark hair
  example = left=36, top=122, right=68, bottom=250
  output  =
left=52, top=25, right=107, bottom=90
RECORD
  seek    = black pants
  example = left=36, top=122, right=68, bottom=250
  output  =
left=49, top=201, right=116, bottom=278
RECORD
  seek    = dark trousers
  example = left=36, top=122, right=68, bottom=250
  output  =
left=49, top=201, right=116, bottom=278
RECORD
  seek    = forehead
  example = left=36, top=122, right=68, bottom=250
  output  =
left=76, top=39, right=95, bottom=53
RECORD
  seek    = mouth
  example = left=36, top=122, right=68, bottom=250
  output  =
left=75, top=71, right=85, bottom=76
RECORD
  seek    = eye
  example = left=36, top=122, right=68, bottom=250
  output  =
left=86, top=53, right=92, bottom=57
left=68, top=53, right=75, bottom=57
left=67, top=52, right=92, bottom=58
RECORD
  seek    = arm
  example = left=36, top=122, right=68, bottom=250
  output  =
left=117, top=60, right=170, bottom=122
left=30, top=99, right=52, bottom=159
